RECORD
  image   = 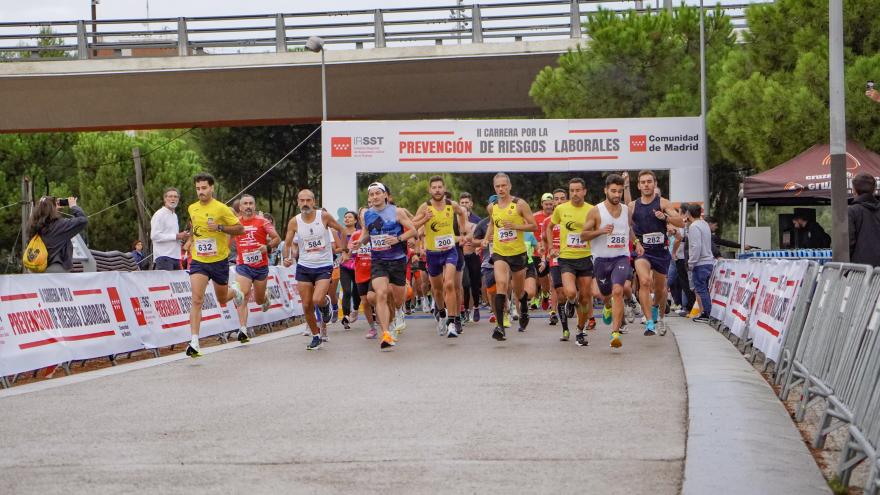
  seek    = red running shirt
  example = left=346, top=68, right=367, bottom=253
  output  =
left=351, top=230, right=372, bottom=283
left=235, top=215, right=277, bottom=268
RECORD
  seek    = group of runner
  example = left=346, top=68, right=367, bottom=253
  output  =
left=178, top=169, right=687, bottom=357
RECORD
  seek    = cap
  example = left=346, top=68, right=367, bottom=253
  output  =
left=541, top=193, right=553, bottom=202
left=488, top=194, right=498, bottom=204
left=367, top=182, right=387, bottom=193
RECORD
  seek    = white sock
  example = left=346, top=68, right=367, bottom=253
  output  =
left=240, top=326, right=247, bottom=333
left=190, top=335, right=199, bottom=350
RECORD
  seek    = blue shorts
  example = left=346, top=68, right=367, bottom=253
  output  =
left=189, top=260, right=230, bottom=286
left=456, top=247, right=465, bottom=272
left=637, top=249, right=672, bottom=276
left=481, top=267, right=496, bottom=288
left=296, top=264, right=332, bottom=284
left=236, top=264, right=269, bottom=281
left=594, top=256, right=633, bottom=297
left=426, top=248, right=459, bottom=277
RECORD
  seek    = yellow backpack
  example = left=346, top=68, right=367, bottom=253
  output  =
left=22, top=234, right=48, bottom=273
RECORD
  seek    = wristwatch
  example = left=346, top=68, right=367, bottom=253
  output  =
left=218, top=224, right=224, bottom=233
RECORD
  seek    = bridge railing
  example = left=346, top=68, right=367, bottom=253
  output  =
left=0, top=0, right=763, bottom=61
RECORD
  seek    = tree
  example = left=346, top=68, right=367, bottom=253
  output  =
left=529, top=5, right=740, bottom=221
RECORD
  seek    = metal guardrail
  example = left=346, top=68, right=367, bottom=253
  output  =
left=0, top=0, right=764, bottom=61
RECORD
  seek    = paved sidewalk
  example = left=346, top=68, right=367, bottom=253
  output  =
left=0, top=314, right=686, bottom=494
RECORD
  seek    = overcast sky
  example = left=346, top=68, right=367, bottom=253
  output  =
left=1, top=1, right=750, bottom=23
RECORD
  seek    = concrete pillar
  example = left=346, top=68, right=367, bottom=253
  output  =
left=374, top=10, right=386, bottom=48
left=472, top=5, right=483, bottom=43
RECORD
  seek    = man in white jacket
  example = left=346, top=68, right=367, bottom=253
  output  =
left=150, top=187, right=190, bottom=270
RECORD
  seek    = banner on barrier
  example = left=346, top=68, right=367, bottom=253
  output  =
left=749, top=260, right=809, bottom=363
left=225, top=265, right=299, bottom=327
left=710, top=260, right=736, bottom=320
left=0, top=272, right=143, bottom=376
left=725, top=260, right=764, bottom=339
left=121, top=271, right=239, bottom=348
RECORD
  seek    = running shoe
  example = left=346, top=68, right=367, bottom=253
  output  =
left=492, top=326, right=506, bottom=341
left=587, top=317, right=596, bottom=331
left=455, top=318, right=463, bottom=335
left=380, top=331, right=396, bottom=349
left=693, top=316, right=712, bottom=324
left=437, top=313, right=447, bottom=336
left=610, top=331, right=622, bottom=348
left=351, top=310, right=359, bottom=323
left=396, top=309, right=407, bottom=332
left=640, top=316, right=647, bottom=324
left=564, top=299, right=576, bottom=319
left=237, top=329, right=250, bottom=344
left=560, top=329, right=570, bottom=342
left=307, top=335, right=322, bottom=350
left=510, top=305, right=519, bottom=322
left=519, top=312, right=530, bottom=331
left=658, top=319, right=668, bottom=336
left=489, top=314, right=497, bottom=324
left=230, top=282, right=245, bottom=308
left=549, top=311, right=558, bottom=326
left=644, top=320, right=656, bottom=336
left=185, top=344, right=202, bottom=358
left=473, top=308, right=481, bottom=322
left=447, top=321, right=459, bottom=338
left=602, top=305, right=613, bottom=325
left=319, top=302, right=331, bottom=324
left=365, top=327, right=378, bottom=339
left=541, top=296, right=550, bottom=311
left=651, top=305, right=659, bottom=322
left=260, top=299, right=271, bottom=312
left=342, top=316, right=351, bottom=330
left=462, top=309, right=471, bottom=324
left=502, top=313, right=511, bottom=329
left=576, top=332, right=588, bottom=347
left=331, top=306, right=339, bottom=323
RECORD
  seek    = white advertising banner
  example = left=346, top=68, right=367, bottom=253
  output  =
left=225, top=265, right=298, bottom=327
left=710, top=260, right=737, bottom=321
left=725, top=261, right=764, bottom=339
left=0, top=272, right=143, bottom=376
left=276, top=265, right=304, bottom=317
left=749, top=260, right=810, bottom=363
left=121, top=271, right=238, bottom=348
left=321, top=118, right=705, bottom=213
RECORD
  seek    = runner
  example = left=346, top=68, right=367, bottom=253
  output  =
left=184, top=173, right=246, bottom=358
left=459, top=192, right=483, bottom=323
left=533, top=193, right=555, bottom=312
left=359, top=182, right=418, bottom=349
left=232, top=194, right=281, bottom=343
left=349, top=210, right=379, bottom=338
left=482, top=173, right=537, bottom=341
left=629, top=170, right=684, bottom=336
left=543, top=188, right=567, bottom=328
left=412, top=176, right=469, bottom=338
left=583, top=174, right=642, bottom=349
left=282, top=189, right=345, bottom=351
left=338, top=211, right=361, bottom=329
left=550, top=177, right=595, bottom=347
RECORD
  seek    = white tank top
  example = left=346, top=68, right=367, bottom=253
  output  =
left=295, top=213, right=333, bottom=268
left=590, top=202, right=630, bottom=259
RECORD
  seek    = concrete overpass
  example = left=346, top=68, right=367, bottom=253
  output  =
left=0, top=39, right=578, bottom=133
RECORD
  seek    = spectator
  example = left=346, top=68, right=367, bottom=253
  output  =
left=685, top=204, right=714, bottom=323
left=150, top=187, right=189, bottom=270
left=867, top=86, right=880, bottom=103
left=704, top=216, right=750, bottom=258
left=792, top=211, right=831, bottom=248
left=27, top=196, right=88, bottom=273
left=848, top=172, right=880, bottom=266
left=130, top=240, right=149, bottom=270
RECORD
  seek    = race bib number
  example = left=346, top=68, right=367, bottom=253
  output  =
left=358, top=244, right=371, bottom=255
left=566, top=233, right=586, bottom=249
left=498, top=229, right=517, bottom=243
left=434, top=234, right=454, bottom=251
left=242, top=249, right=263, bottom=265
left=643, top=232, right=664, bottom=245
left=607, top=233, right=627, bottom=249
left=304, top=236, right=326, bottom=252
left=195, top=238, right=218, bottom=257
left=371, top=234, right=390, bottom=251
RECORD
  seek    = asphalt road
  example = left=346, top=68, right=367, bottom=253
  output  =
left=0, top=312, right=687, bottom=494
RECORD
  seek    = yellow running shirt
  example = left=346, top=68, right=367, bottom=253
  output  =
left=424, top=201, right=456, bottom=252
left=491, top=198, right=526, bottom=256
left=551, top=201, right=593, bottom=259
left=188, top=199, right=239, bottom=263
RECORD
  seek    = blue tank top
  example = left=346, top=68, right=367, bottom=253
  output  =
left=632, top=196, right=668, bottom=251
left=364, top=205, right=406, bottom=261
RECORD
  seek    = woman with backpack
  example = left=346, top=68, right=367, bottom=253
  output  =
left=26, top=196, right=88, bottom=273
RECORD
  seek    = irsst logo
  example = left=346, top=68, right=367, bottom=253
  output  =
left=331, top=137, right=352, bottom=157
left=630, top=135, right=647, bottom=152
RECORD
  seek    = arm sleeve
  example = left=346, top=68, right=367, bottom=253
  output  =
left=56, top=207, right=89, bottom=239
left=714, top=235, right=741, bottom=249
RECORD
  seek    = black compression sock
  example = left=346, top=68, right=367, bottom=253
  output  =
left=494, top=294, right=507, bottom=326
left=520, top=294, right=529, bottom=314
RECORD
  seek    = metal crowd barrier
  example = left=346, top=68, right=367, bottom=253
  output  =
left=712, top=260, right=880, bottom=494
